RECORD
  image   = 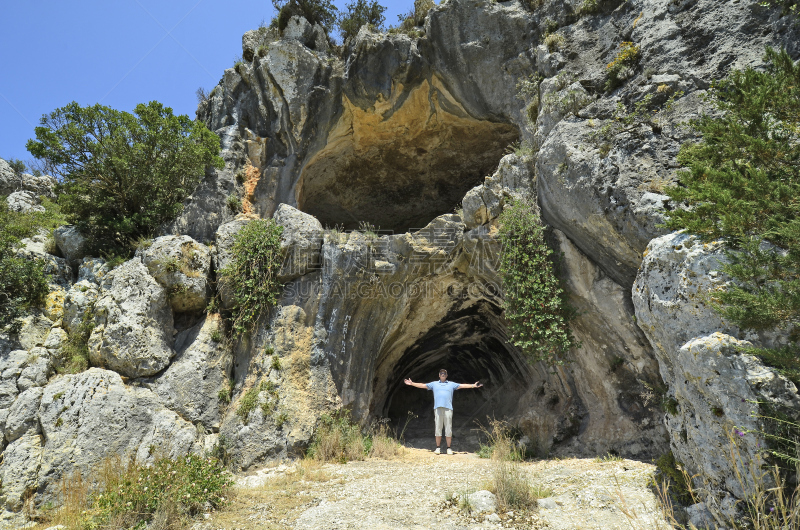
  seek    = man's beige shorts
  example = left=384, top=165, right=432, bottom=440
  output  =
left=434, top=407, right=453, bottom=437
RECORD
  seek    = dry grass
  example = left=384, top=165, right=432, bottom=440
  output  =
left=368, top=421, right=405, bottom=460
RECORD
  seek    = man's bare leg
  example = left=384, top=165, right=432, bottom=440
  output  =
left=436, top=436, right=441, bottom=447
left=446, top=436, right=452, bottom=448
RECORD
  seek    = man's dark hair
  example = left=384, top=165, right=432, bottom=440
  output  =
left=439, top=369, right=447, bottom=375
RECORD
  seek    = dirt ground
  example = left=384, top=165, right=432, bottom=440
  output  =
left=193, top=448, right=672, bottom=530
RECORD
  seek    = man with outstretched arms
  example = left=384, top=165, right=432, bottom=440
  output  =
left=404, top=369, right=483, bottom=455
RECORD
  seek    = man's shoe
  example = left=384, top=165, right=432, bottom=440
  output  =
left=447, top=448, right=453, bottom=455
left=434, top=447, right=441, bottom=454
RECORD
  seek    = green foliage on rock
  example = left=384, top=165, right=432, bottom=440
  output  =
left=53, top=306, right=94, bottom=374
left=26, top=101, right=224, bottom=257
left=0, top=201, right=58, bottom=333
left=759, top=0, right=799, bottom=17
left=497, top=198, right=578, bottom=365
left=663, top=48, right=800, bottom=344
left=339, top=0, right=387, bottom=42
left=272, top=0, right=339, bottom=33
left=219, top=219, right=284, bottom=334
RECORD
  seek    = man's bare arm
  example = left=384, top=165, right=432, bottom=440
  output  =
left=404, top=378, right=429, bottom=389
left=456, top=382, right=483, bottom=389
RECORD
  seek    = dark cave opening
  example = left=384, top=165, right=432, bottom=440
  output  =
left=372, top=301, right=532, bottom=451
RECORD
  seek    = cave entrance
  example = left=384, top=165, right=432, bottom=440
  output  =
left=296, top=79, right=518, bottom=233
left=371, top=301, right=532, bottom=452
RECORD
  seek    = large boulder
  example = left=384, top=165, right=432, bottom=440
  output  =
left=137, top=235, right=212, bottom=313
left=148, top=315, right=232, bottom=431
left=0, top=433, right=43, bottom=512
left=4, top=387, right=43, bottom=443
left=88, top=259, right=175, bottom=378
left=30, top=369, right=200, bottom=507
left=53, top=226, right=88, bottom=266
left=62, top=280, right=100, bottom=335
left=272, top=204, right=323, bottom=283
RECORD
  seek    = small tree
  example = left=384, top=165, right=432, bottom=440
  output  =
left=27, top=101, right=224, bottom=256
left=664, top=47, right=800, bottom=335
left=339, top=0, right=387, bottom=42
left=498, top=198, right=578, bottom=365
left=271, top=0, right=338, bottom=33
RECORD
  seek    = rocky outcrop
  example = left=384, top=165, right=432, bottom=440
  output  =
left=147, top=315, right=231, bottom=431
left=6, top=190, right=44, bottom=213
left=88, top=259, right=175, bottom=377
left=137, top=235, right=212, bottom=313
left=32, top=369, right=200, bottom=505
left=0, top=158, right=56, bottom=198
left=273, top=204, right=324, bottom=283
left=633, top=232, right=800, bottom=522
left=53, top=225, right=88, bottom=266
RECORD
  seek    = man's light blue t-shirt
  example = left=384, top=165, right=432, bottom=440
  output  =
left=426, top=380, right=460, bottom=410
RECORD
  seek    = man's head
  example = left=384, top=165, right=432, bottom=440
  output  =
left=439, top=369, right=447, bottom=381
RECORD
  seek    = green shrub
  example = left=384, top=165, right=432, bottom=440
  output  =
left=26, top=101, right=224, bottom=257
left=5, top=158, right=27, bottom=174
left=516, top=74, right=542, bottom=125
left=759, top=0, right=799, bottom=17
left=236, top=385, right=260, bottom=424
left=579, top=0, right=599, bottom=14
left=270, top=353, right=282, bottom=370
left=655, top=451, right=693, bottom=505
left=272, top=0, right=338, bottom=33
left=307, top=410, right=367, bottom=463
left=605, top=41, right=640, bottom=91
left=219, top=219, right=284, bottom=334
left=0, top=201, right=54, bottom=333
left=498, top=198, right=578, bottom=365
left=543, top=32, right=564, bottom=52
left=53, top=305, right=94, bottom=374
left=664, top=47, right=800, bottom=371
left=338, top=0, right=386, bottom=43
left=226, top=193, right=242, bottom=212
left=96, top=454, right=232, bottom=526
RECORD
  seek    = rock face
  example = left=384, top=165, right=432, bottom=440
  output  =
left=147, top=315, right=231, bottom=431
left=6, top=190, right=44, bottom=213
left=33, top=369, right=200, bottom=504
left=88, top=259, right=175, bottom=377
left=273, top=204, right=324, bottom=283
left=633, top=232, right=800, bottom=522
left=0, top=158, right=56, bottom=198
left=137, top=235, right=212, bottom=313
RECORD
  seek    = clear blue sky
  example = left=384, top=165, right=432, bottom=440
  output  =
left=0, top=0, right=411, bottom=164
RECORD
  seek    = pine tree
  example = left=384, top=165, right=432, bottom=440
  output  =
left=664, top=47, right=800, bottom=376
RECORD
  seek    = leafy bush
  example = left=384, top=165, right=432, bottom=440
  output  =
left=579, top=0, right=599, bottom=14
left=272, top=0, right=338, bottom=33
left=759, top=0, right=799, bottom=17
left=339, top=0, right=386, bottom=42
left=307, top=410, right=367, bottom=463
left=663, top=47, right=800, bottom=366
left=605, top=41, right=640, bottom=91
left=27, top=101, right=224, bottom=257
left=0, top=201, right=59, bottom=333
left=219, top=219, right=283, bottom=334
left=498, top=198, right=578, bottom=365
left=41, top=454, right=232, bottom=529
left=5, top=157, right=27, bottom=174
left=53, top=306, right=94, bottom=374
